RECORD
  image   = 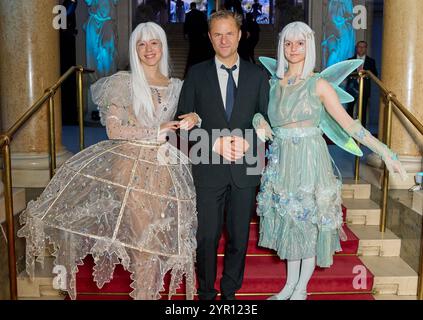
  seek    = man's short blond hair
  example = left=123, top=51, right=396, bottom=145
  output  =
left=208, top=10, right=243, bottom=30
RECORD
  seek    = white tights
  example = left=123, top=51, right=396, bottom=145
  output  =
left=268, top=256, right=316, bottom=300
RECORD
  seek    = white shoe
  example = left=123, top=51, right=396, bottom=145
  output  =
left=290, top=288, right=308, bottom=300
left=267, top=283, right=296, bottom=300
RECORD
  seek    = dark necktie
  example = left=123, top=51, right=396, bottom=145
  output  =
left=221, top=64, right=237, bottom=121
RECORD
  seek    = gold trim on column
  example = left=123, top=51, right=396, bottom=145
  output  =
left=76, top=68, right=85, bottom=151
left=354, top=71, right=365, bottom=182
left=380, top=93, right=394, bottom=233
left=2, top=142, right=17, bottom=300
left=47, top=93, right=57, bottom=178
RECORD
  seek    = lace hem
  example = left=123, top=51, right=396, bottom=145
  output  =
left=17, top=139, right=197, bottom=300
left=18, top=212, right=197, bottom=300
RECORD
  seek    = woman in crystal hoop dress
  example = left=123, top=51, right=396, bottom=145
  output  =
left=18, top=22, right=201, bottom=300
left=252, top=22, right=407, bottom=300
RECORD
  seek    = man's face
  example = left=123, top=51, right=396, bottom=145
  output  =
left=208, top=17, right=241, bottom=61
left=356, top=42, right=367, bottom=56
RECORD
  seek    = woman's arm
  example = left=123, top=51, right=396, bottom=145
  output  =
left=316, top=78, right=407, bottom=179
left=105, top=104, right=159, bottom=141
left=252, top=71, right=273, bottom=143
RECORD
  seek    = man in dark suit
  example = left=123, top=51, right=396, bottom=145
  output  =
left=346, top=41, right=378, bottom=128
left=183, top=2, right=213, bottom=75
left=176, top=10, right=269, bottom=300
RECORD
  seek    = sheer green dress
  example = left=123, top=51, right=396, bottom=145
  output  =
left=257, top=74, right=345, bottom=268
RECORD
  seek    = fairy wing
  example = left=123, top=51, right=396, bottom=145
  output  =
left=259, top=56, right=278, bottom=78
left=320, top=112, right=363, bottom=156
left=318, top=59, right=364, bottom=157
left=258, top=57, right=364, bottom=156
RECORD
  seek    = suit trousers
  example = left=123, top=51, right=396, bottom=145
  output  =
left=195, top=177, right=256, bottom=300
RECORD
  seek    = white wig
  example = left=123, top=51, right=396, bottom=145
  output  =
left=276, top=21, right=316, bottom=79
left=129, top=22, right=170, bottom=126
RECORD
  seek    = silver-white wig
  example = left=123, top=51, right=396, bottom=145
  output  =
left=129, top=22, right=170, bottom=126
left=276, top=21, right=316, bottom=79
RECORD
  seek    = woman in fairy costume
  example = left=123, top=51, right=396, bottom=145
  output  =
left=252, top=21, right=406, bottom=300
left=18, top=22, right=200, bottom=300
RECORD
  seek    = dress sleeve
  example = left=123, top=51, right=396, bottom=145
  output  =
left=90, top=72, right=132, bottom=126
left=105, top=104, right=159, bottom=141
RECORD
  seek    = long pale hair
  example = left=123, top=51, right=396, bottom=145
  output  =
left=129, top=22, right=170, bottom=126
left=276, top=21, right=316, bottom=80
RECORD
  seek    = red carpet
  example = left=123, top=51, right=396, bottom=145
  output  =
left=217, top=223, right=359, bottom=256
left=71, top=204, right=374, bottom=300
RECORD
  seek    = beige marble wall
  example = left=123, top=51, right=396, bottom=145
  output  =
left=0, top=0, right=72, bottom=187
left=362, top=0, right=423, bottom=189
left=0, top=0, right=62, bottom=153
left=379, top=0, right=423, bottom=156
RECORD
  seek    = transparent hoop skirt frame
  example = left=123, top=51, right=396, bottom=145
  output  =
left=18, top=139, right=197, bottom=300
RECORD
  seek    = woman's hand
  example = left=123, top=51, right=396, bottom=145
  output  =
left=178, top=112, right=200, bottom=130
left=257, top=119, right=274, bottom=142
left=158, top=121, right=180, bottom=141
left=252, top=113, right=274, bottom=142
left=381, top=151, right=408, bottom=181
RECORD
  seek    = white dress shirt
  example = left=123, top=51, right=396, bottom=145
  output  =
left=356, top=55, right=366, bottom=70
left=215, top=55, right=240, bottom=109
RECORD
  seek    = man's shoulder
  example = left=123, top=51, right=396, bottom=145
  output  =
left=192, top=10, right=205, bottom=17
left=240, top=59, right=267, bottom=77
left=366, top=56, right=376, bottom=63
left=185, top=59, right=214, bottom=79
left=191, top=59, right=213, bottom=72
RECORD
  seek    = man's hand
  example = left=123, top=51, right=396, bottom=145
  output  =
left=231, top=136, right=250, bottom=160
left=212, top=136, right=250, bottom=162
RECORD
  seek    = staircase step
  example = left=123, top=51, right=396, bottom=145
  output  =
left=65, top=292, right=376, bottom=300
left=373, top=294, right=418, bottom=300
left=76, top=256, right=132, bottom=293
left=359, top=256, right=418, bottom=296
left=65, top=294, right=132, bottom=300
left=342, top=179, right=371, bottom=199
left=348, top=225, right=401, bottom=257
left=20, top=295, right=65, bottom=300
left=0, top=187, right=26, bottom=223
left=162, top=293, right=375, bottom=300
left=17, top=256, right=60, bottom=298
left=217, top=223, right=359, bottom=256
left=342, top=198, right=381, bottom=225
left=309, top=293, right=374, bottom=300
left=412, top=190, right=423, bottom=213
left=225, top=255, right=374, bottom=295
left=74, top=254, right=373, bottom=297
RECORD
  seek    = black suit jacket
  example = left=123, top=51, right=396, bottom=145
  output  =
left=183, top=9, right=208, bottom=39
left=175, top=58, right=270, bottom=188
left=346, top=55, right=378, bottom=98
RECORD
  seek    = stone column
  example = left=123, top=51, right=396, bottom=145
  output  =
left=361, top=0, right=423, bottom=189
left=0, top=0, right=72, bottom=188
